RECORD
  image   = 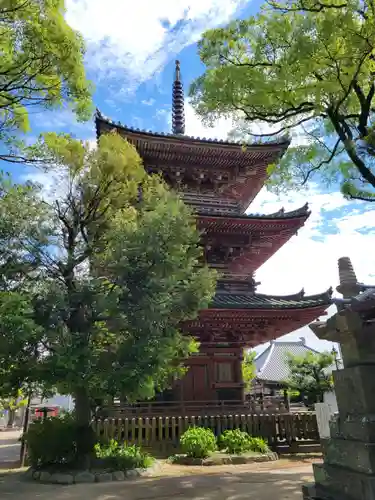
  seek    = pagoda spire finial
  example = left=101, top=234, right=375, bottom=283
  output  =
left=336, top=256, right=361, bottom=298
left=172, top=60, right=185, bottom=135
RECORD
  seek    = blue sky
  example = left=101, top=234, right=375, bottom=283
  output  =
left=8, top=0, right=375, bottom=357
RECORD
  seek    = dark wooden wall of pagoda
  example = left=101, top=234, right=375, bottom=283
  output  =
left=173, top=347, right=244, bottom=403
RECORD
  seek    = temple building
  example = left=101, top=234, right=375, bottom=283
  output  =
left=95, top=61, right=332, bottom=413
left=252, top=338, right=342, bottom=411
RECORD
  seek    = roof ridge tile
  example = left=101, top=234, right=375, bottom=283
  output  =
left=95, top=109, right=291, bottom=149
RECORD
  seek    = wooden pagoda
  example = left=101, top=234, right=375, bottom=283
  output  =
left=95, top=61, right=332, bottom=414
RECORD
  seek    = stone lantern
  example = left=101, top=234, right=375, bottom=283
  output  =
left=303, top=257, right=375, bottom=500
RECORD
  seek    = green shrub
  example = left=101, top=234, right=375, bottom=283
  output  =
left=180, top=427, right=217, bottom=458
left=24, top=415, right=78, bottom=468
left=94, top=440, right=154, bottom=470
left=248, top=436, right=270, bottom=454
left=218, top=429, right=252, bottom=455
left=218, top=430, right=270, bottom=455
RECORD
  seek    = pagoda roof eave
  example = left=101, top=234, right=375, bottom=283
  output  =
left=197, top=203, right=310, bottom=223
left=207, top=287, right=333, bottom=311
left=95, top=110, right=290, bottom=152
left=184, top=290, right=332, bottom=347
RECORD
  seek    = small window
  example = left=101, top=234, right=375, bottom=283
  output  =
left=216, top=362, right=233, bottom=382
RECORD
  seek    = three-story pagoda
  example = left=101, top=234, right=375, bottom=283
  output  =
left=95, top=61, right=332, bottom=410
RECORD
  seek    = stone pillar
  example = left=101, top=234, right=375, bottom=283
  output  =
left=303, top=257, right=375, bottom=500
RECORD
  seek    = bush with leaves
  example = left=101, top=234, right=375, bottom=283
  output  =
left=180, top=427, right=217, bottom=458
left=218, top=429, right=252, bottom=455
left=248, top=437, right=269, bottom=454
left=24, top=415, right=79, bottom=468
left=94, top=440, right=153, bottom=470
left=218, top=430, right=270, bottom=455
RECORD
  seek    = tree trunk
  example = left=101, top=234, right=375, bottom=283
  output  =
left=7, top=409, right=16, bottom=428
left=74, top=387, right=95, bottom=469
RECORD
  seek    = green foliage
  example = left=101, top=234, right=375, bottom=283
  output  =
left=247, top=436, right=269, bottom=454
left=190, top=0, right=375, bottom=201
left=218, top=430, right=270, bottom=454
left=219, top=429, right=252, bottom=454
left=0, top=131, right=216, bottom=464
left=94, top=440, right=153, bottom=470
left=286, top=351, right=335, bottom=405
left=180, top=427, right=217, bottom=458
left=0, top=174, right=48, bottom=396
left=0, top=0, right=92, bottom=163
left=167, top=454, right=180, bottom=463
left=286, top=388, right=300, bottom=399
left=24, top=419, right=154, bottom=471
left=23, top=415, right=78, bottom=468
left=242, top=350, right=256, bottom=392
left=0, top=173, right=50, bottom=292
left=0, top=389, right=27, bottom=411
left=0, top=293, right=42, bottom=395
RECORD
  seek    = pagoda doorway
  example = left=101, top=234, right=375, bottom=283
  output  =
left=181, top=364, right=209, bottom=401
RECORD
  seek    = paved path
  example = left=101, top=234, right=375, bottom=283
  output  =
left=0, top=431, right=21, bottom=465
left=0, top=461, right=315, bottom=500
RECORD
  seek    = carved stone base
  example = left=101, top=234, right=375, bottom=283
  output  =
left=302, top=482, right=351, bottom=500
left=304, top=463, right=375, bottom=500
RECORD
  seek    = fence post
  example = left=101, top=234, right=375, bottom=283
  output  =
left=138, top=417, right=143, bottom=446
left=131, top=418, right=136, bottom=443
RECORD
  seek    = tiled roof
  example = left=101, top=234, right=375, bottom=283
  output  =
left=200, top=203, right=310, bottom=221
left=211, top=288, right=333, bottom=310
left=95, top=109, right=290, bottom=149
left=254, top=340, right=339, bottom=383
left=182, top=192, right=310, bottom=219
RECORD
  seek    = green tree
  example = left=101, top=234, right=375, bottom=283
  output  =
left=19, top=131, right=216, bottom=465
left=0, top=389, right=27, bottom=427
left=242, top=350, right=256, bottom=392
left=0, top=174, right=49, bottom=404
left=0, top=292, right=43, bottom=397
left=190, top=0, right=375, bottom=201
left=0, top=172, right=50, bottom=291
left=0, top=0, right=92, bottom=163
left=285, top=351, right=335, bottom=406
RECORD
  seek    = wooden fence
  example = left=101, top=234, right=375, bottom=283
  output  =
left=92, top=412, right=320, bottom=454
left=98, top=398, right=289, bottom=418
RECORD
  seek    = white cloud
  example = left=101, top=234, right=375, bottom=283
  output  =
left=184, top=101, right=235, bottom=138
left=30, top=107, right=96, bottom=140
left=65, top=0, right=247, bottom=91
left=141, top=99, right=156, bottom=106
left=180, top=101, right=310, bottom=148
left=229, top=119, right=312, bottom=147
left=251, top=188, right=375, bottom=296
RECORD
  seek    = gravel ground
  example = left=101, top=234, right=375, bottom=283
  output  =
left=0, top=458, right=320, bottom=500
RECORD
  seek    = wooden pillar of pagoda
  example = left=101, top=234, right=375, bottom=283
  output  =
left=207, top=352, right=216, bottom=400
left=236, top=347, right=245, bottom=402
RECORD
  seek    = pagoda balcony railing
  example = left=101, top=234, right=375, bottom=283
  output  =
left=96, top=397, right=289, bottom=418
left=212, top=382, right=245, bottom=389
